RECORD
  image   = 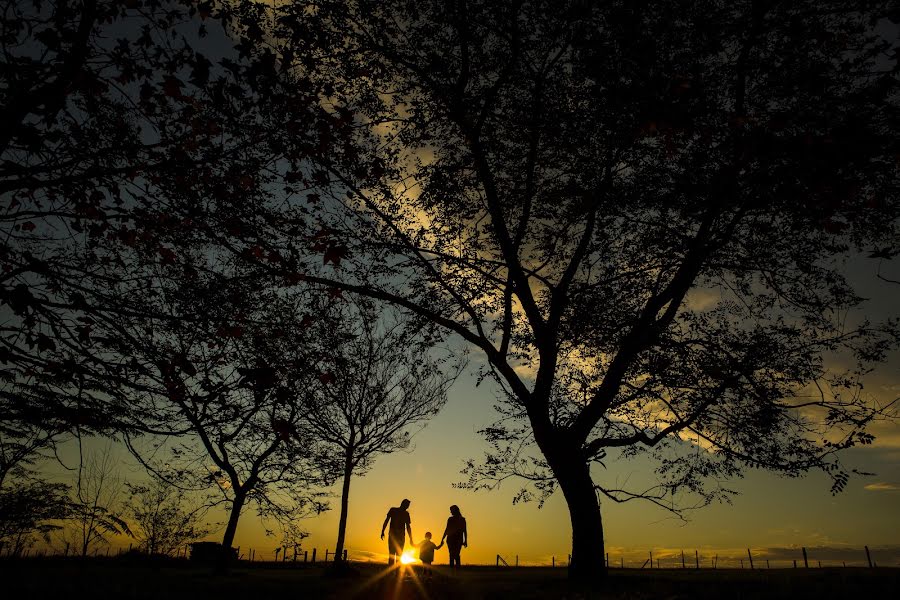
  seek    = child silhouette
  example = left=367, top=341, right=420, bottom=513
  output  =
left=415, top=531, right=442, bottom=577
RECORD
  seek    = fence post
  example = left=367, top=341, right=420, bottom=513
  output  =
left=606, top=552, right=609, bottom=568
left=344, top=549, right=348, bottom=561
left=802, top=547, right=808, bottom=568
left=305, top=550, right=308, bottom=563
left=793, top=560, right=797, bottom=568
left=516, top=555, right=519, bottom=567
left=766, top=559, right=770, bottom=569
left=552, top=556, right=555, bottom=568
left=311, top=548, right=316, bottom=563
left=649, top=551, right=653, bottom=569
left=747, top=548, right=754, bottom=569
left=865, top=546, right=872, bottom=568
left=818, top=561, right=821, bottom=568
left=740, top=559, right=744, bottom=569
left=714, top=554, right=718, bottom=569
left=496, top=555, right=500, bottom=567
left=695, top=550, right=699, bottom=569
left=681, top=550, right=685, bottom=569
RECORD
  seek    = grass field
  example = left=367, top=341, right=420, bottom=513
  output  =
left=3, top=558, right=898, bottom=599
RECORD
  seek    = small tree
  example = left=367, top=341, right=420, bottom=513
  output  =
left=302, top=300, right=460, bottom=564
left=91, top=269, right=336, bottom=570
left=0, top=477, right=70, bottom=557
left=69, top=445, right=131, bottom=557
left=124, top=477, right=211, bottom=556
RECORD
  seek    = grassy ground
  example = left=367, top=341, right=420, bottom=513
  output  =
left=3, top=558, right=898, bottom=599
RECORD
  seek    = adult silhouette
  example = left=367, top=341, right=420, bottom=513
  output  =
left=380, top=498, right=413, bottom=565
left=440, top=504, right=467, bottom=568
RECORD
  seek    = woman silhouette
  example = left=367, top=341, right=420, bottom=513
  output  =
left=440, top=504, right=467, bottom=568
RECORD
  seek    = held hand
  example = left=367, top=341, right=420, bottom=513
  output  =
left=463, top=542, right=468, bottom=548
left=380, top=532, right=384, bottom=540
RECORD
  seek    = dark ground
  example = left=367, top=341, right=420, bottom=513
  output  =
left=3, top=558, right=898, bottom=599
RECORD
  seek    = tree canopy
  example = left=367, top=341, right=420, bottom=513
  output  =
left=247, top=0, right=899, bottom=578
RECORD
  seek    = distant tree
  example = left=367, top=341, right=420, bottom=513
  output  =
left=80, top=266, right=336, bottom=570
left=0, top=388, right=65, bottom=489
left=68, top=445, right=131, bottom=557
left=123, top=476, right=211, bottom=556
left=217, top=0, right=899, bottom=580
left=0, top=477, right=70, bottom=557
left=301, top=300, right=460, bottom=564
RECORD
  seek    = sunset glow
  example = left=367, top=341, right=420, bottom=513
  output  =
left=400, top=550, right=417, bottom=565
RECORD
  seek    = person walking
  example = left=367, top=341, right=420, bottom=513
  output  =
left=381, top=498, right=413, bottom=566
left=440, top=504, right=467, bottom=569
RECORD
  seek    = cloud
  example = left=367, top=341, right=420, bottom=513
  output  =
left=863, top=482, right=900, bottom=492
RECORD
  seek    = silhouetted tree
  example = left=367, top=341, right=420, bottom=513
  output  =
left=228, top=0, right=899, bottom=580
left=82, top=266, right=335, bottom=570
left=68, top=444, right=131, bottom=557
left=0, top=477, right=70, bottom=557
left=302, top=300, right=459, bottom=564
left=0, top=0, right=300, bottom=448
left=124, top=476, right=211, bottom=556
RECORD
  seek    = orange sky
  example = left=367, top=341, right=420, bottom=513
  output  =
left=51, top=366, right=899, bottom=568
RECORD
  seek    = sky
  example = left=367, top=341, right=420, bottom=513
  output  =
left=40, top=252, right=899, bottom=567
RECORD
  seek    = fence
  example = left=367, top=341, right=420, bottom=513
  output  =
left=0, top=543, right=888, bottom=568
left=491, top=545, right=886, bottom=569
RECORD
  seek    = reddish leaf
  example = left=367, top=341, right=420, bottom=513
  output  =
left=19, top=221, right=36, bottom=231
left=283, top=272, right=305, bottom=285
left=76, top=325, right=92, bottom=344
left=36, top=334, right=57, bottom=353
left=822, top=219, right=848, bottom=234
left=323, top=244, right=348, bottom=266
left=158, top=247, right=177, bottom=265
left=163, top=76, right=183, bottom=98
left=216, top=325, right=244, bottom=338
left=318, top=372, right=336, bottom=385
left=272, top=418, right=294, bottom=441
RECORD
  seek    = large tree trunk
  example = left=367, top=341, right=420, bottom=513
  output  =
left=333, top=453, right=354, bottom=563
left=216, top=490, right=246, bottom=573
left=542, top=439, right=607, bottom=581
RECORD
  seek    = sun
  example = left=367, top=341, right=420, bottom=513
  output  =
left=400, top=550, right=417, bottom=565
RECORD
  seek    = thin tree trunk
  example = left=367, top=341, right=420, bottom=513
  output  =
left=216, top=491, right=246, bottom=573
left=333, top=453, right=354, bottom=563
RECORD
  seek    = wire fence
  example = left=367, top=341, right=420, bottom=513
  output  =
left=1, top=542, right=893, bottom=569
